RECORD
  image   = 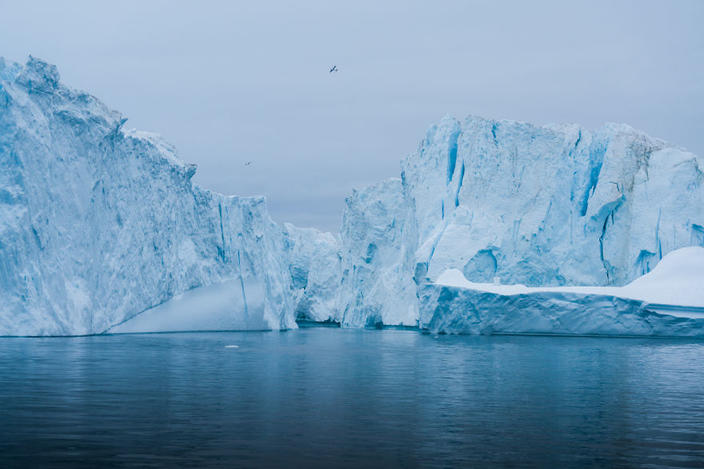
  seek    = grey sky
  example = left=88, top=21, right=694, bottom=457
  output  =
left=1, top=0, right=702, bottom=232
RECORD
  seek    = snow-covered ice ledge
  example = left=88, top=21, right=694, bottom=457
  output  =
left=419, top=247, right=704, bottom=337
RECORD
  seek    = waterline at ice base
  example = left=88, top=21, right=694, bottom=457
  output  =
left=1, top=56, right=703, bottom=337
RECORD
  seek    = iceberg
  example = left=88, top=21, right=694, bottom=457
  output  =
left=419, top=247, right=704, bottom=336
left=0, top=56, right=296, bottom=336
left=338, top=115, right=704, bottom=329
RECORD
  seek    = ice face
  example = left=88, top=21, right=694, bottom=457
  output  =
left=107, top=278, right=270, bottom=334
left=420, top=247, right=704, bottom=336
left=283, top=223, right=341, bottom=323
left=337, top=115, right=704, bottom=328
left=0, top=57, right=295, bottom=335
left=336, top=178, right=418, bottom=327
left=404, top=116, right=704, bottom=286
left=419, top=283, right=704, bottom=337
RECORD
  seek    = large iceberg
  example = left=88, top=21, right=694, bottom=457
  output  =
left=338, top=115, right=704, bottom=328
left=0, top=56, right=297, bottom=336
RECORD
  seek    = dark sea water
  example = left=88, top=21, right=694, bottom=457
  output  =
left=1, top=329, right=703, bottom=468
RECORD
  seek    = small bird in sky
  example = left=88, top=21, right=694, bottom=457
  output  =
left=329, top=65, right=338, bottom=73
left=244, top=161, right=252, bottom=167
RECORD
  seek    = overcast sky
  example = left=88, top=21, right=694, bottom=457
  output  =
left=1, top=1, right=702, bottom=231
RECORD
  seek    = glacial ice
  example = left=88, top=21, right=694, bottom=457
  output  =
left=420, top=247, right=704, bottom=336
left=339, top=115, right=704, bottom=330
left=283, top=223, right=341, bottom=323
left=404, top=116, right=704, bottom=286
left=108, top=223, right=344, bottom=334
left=2, top=55, right=703, bottom=337
left=336, top=178, right=418, bottom=327
left=0, top=56, right=296, bottom=335
left=108, top=278, right=269, bottom=334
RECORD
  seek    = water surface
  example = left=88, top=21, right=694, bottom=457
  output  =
left=1, top=329, right=703, bottom=468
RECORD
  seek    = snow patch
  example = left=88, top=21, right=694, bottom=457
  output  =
left=435, top=247, right=704, bottom=308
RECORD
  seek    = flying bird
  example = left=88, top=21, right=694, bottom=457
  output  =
left=244, top=161, right=252, bottom=167
left=329, top=65, right=338, bottom=73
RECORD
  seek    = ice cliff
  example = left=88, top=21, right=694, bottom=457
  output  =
left=406, top=115, right=704, bottom=285
left=336, top=178, right=418, bottom=327
left=0, top=56, right=304, bottom=335
left=337, top=115, right=704, bottom=327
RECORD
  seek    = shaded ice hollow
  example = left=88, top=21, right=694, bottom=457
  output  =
left=1, top=56, right=703, bottom=336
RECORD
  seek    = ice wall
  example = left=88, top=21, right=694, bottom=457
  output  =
left=419, top=284, right=704, bottom=337
left=0, top=57, right=295, bottom=335
left=339, top=115, right=704, bottom=326
left=407, top=116, right=704, bottom=285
